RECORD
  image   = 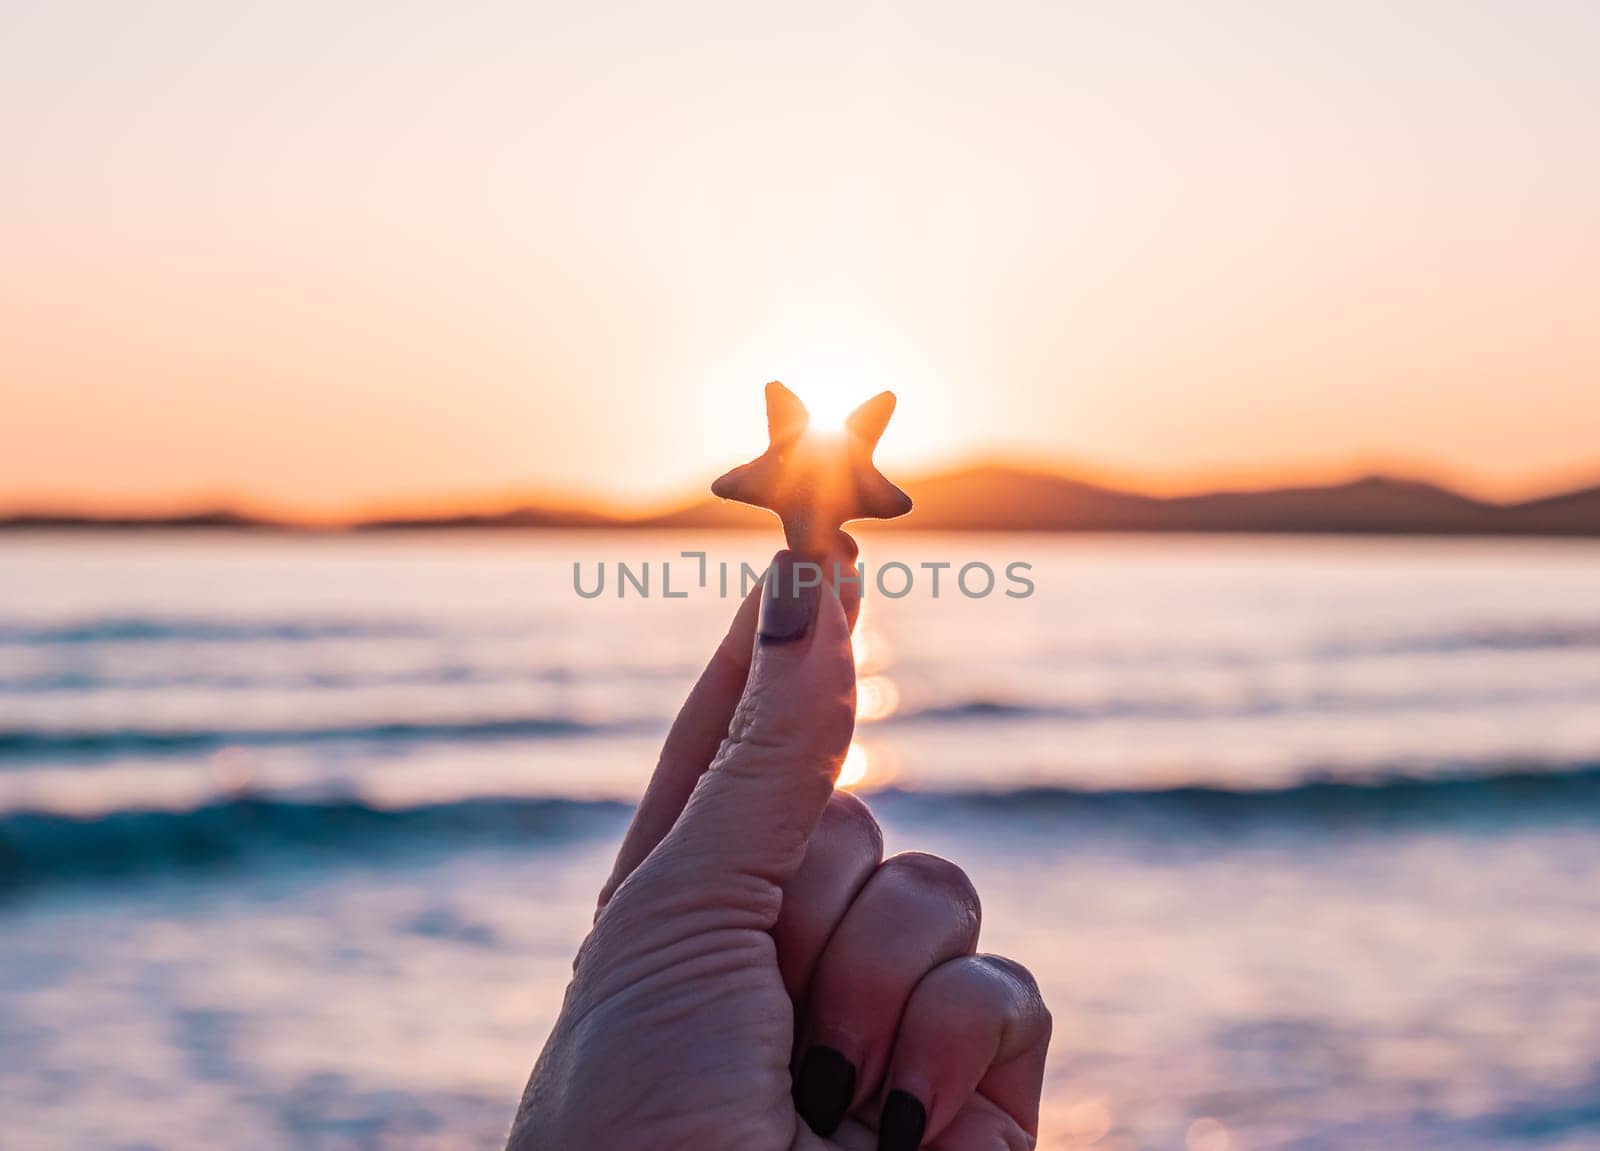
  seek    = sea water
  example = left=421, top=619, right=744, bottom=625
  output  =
left=2, top=531, right=1598, bottom=1149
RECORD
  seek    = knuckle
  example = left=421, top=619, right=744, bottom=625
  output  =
left=819, top=790, right=884, bottom=861
left=921, top=959, right=1004, bottom=1032
left=976, top=953, right=1053, bottom=1046
left=980, top=952, right=1041, bottom=999
left=727, top=683, right=854, bottom=763
left=881, top=851, right=981, bottom=914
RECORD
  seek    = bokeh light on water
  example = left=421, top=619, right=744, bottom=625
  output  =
left=3, top=531, right=1600, bottom=1148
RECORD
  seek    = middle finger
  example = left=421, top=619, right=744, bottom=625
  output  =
left=773, top=790, right=885, bottom=1003
left=792, top=851, right=982, bottom=1137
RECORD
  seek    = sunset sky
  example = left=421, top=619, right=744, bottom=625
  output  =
left=3, top=0, right=1598, bottom=515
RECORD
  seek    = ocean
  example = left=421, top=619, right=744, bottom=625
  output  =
left=2, top=531, right=1599, bottom=1150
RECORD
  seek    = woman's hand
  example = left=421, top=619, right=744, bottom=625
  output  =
left=509, top=544, right=1050, bottom=1150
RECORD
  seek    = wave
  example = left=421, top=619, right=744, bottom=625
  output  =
left=0, top=661, right=690, bottom=697
left=0, top=715, right=627, bottom=761
left=890, top=697, right=1237, bottom=723
left=4, top=680, right=1594, bottom=763
left=1321, top=621, right=1600, bottom=658
left=890, top=681, right=1600, bottom=725
left=0, top=616, right=443, bottom=646
left=881, top=765, right=1600, bottom=823
left=9, top=614, right=1598, bottom=658
left=1033, top=621, right=1600, bottom=672
left=0, top=794, right=632, bottom=891
left=4, top=764, right=1598, bottom=894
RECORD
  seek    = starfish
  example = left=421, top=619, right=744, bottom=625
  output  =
left=712, top=381, right=914, bottom=555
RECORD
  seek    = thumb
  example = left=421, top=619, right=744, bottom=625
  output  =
left=621, top=549, right=856, bottom=925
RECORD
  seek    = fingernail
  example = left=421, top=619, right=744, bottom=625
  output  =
left=793, top=1045, right=856, bottom=1136
left=759, top=550, right=822, bottom=645
left=878, top=1089, right=927, bottom=1151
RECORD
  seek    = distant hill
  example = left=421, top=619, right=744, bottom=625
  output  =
left=1508, top=483, right=1600, bottom=536
left=627, top=464, right=1600, bottom=536
left=5, top=464, right=1600, bottom=536
left=359, top=506, right=616, bottom=531
left=626, top=496, right=771, bottom=531
left=0, top=508, right=288, bottom=531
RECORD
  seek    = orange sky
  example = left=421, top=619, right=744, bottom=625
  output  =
left=3, top=1, right=1598, bottom=515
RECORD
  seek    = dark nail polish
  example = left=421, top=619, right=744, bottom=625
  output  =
left=793, top=1045, right=856, bottom=1136
left=878, top=1089, right=927, bottom=1151
left=759, top=550, right=822, bottom=644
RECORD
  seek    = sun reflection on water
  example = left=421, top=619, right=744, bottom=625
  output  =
left=856, top=674, right=900, bottom=721
left=841, top=589, right=899, bottom=792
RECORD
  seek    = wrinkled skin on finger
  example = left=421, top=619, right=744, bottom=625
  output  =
left=508, top=538, right=1048, bottom=1151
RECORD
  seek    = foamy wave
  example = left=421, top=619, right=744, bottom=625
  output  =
left=4, top=764, right=1597, bottom=893
left=0, top=616, right=437, bottom=646
left=0, top=715, right=630, bottom=761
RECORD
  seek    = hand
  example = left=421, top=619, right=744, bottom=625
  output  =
left=509, top=542, right=1050, bottom=1150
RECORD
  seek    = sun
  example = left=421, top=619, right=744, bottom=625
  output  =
left=702, top=337, right=958, bottom=480
left=788, top=380, right=860, bottom=433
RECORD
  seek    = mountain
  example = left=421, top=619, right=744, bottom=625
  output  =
left=5, top=465, right=1600, bottom=536
left=358, top=505, right=616, bottom=531
left=1131, top=474, right=1505, bottom=535
left=627, top=497, right=770, bottom=531
left=1508, top=483, right=1600, bottom=536
left=0, top=508, right=285, bottom=531
left=882, top=466, right=1163, bottom=531
left=630, top=466, right=1561, bottom=535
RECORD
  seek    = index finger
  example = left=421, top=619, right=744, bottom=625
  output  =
left=596, top=532, right=860, bottom=911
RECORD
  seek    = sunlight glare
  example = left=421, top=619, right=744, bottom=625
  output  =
left=794, top=382, right=858, bottom=433
left=702, top=330, right=955, bottom=481
left=836, top=742, right=870, bottom=789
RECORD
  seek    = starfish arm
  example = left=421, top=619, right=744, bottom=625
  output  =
left=765, top=381, right=809, bottom=444
left=845, top=391, right=897, bottom=448
left=850, top=463, right=914, bottom=520
left=711, top=451, right=784, bottom=507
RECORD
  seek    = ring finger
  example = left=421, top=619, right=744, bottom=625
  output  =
left=880, top=953, right=1051, bottom=1149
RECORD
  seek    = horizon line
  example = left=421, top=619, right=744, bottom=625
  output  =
left=4, top=455, right=1598, bottom=528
